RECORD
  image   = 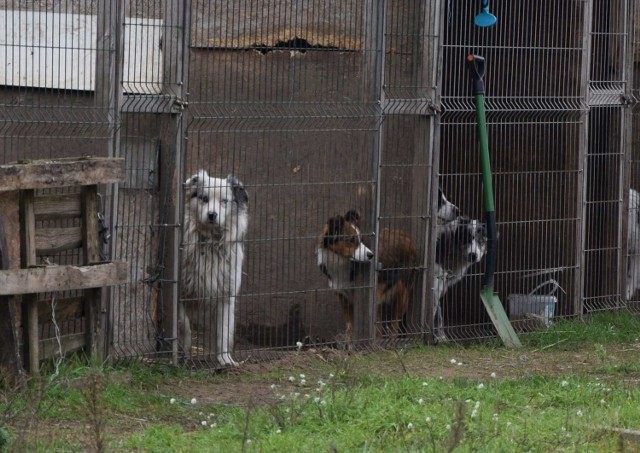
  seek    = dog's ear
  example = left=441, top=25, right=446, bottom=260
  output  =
left=227, top=175, right=249, bottom=205
left=185, top=169, right=208, bottom=187
left=344, top=210, right=361, bottom=224
left=328, top=215, right=344, bottom=237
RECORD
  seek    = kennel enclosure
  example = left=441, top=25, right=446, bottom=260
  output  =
left=0, top=0, right=639, bottom=370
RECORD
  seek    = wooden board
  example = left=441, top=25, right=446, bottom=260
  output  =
left=39, top=332, right=85, bottom=361
left=0, top=157, right=125, bottom=191
left=34, top=193, right=82, bottom=220
left=0, top=262, right=128, bottom=296
left=36, top=227, right=83, bottom=255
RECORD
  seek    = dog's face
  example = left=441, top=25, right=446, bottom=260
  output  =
left=319, top=210, right=374, bottom=263
left=437, top=188, right=460, bottom=224
left=185, top=170, right=248, bottom=231
left=454, top=218, right=488, bottom=264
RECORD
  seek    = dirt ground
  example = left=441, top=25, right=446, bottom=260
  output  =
left=164, top=341, right=640, bottom=408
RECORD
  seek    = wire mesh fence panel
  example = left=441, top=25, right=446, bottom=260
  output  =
left=438, top=0, right=589, bottom=339
left=179, top=0, right=439, bottom=368
left=629, top=1, right=640, bottom=311
left=584, top=0, right=635, bottom=312
left=108, top=0, right=188, bottom=361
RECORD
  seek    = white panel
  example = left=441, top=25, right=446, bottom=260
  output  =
left=123, top=17, right=164, bottom=94
left=0, top=10, right=163, bottom=94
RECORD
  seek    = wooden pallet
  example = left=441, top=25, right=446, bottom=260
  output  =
left=0, top=157, right=128, bottom=373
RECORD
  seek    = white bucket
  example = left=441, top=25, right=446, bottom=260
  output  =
left=508, top=279, right=564, bottom=327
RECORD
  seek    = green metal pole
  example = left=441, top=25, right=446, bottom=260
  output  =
left=474, top=94, right=496, bottom=214
left=466, top=54, right=521, bottom=347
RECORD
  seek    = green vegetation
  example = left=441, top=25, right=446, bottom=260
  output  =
left=1, top=311, right=640, bottom=452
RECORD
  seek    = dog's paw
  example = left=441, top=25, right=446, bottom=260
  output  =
left=433, top=332, right=449, bottom=345
left=217, top=353, right=239, bottom=368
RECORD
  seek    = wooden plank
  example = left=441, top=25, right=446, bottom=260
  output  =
left=0, top=157, right=125, bottom=192
left=82, top=185, right=101, bottom=359
left=0, top=262, right=129, bottom=296
left=0, top=216, right=22, bottom=378
left=37, top=296, right=84, bottom=323
left=19, top=189, right=39, bottom=373
left=19, top=190, right=37, bottom=267
left=34, top=193, right=82, bottom=221
left=39, top=332, right=85, bottom=361
left=36, top=227, right=83, bottom=255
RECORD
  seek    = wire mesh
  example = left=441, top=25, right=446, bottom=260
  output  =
left=1, top=0, right=639, bottom=371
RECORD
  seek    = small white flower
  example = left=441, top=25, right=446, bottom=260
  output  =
left=407, top=423, right=414, bottom=430
left=304, top=394, right=310, bottom=399
left=300, top=379, right=307, bottom=385
left=446, top=424, right=451, bottom=431
left=439, top=376, right=444, bottom=380
left=471, top=409, right=478, bottom=418
left=490, top=372, right=497, bottom=378
left=210, top=422, right=217, bottom=428
left=276, top=429, right=282, bottom=434
left=418, top=398, right=424, bottom=405
left=425, top=416, right=432, bottom=423
left=506, top=421, right=512, bottom=427
left=561, top=380, right=569, bottom=388
left=450, top=358, right=457, bottom=364
left=288, top=376, right=296, bottom=382
left=561, top=427, right=566, bottom=432
left=474, top=401, right=481, bottom=410
left=208, top=413, right=215, bottom=419
left=299, top=374, right=306, bottom=379
left=320, top=400, right=327, bottom=406
left=296, top=341, right=303, bottom=349
left=169, top=398, right=176, bottom=404
left=457, top=362, right=463, bottom=366
left=314, top=397, right=321, bottom=403
left=600, top=399, right=606, bottom=405
left=477, top=383, right=485, bottom=389
left=465, top=399, right=472, bottom=403
left=245, top=440, right=252, bottom=445
left=329, top=373, right=335, bottom=378
left=422, top=382, right=429, bottom=387
left=199, top=412, right=204, bottom=416
left=576, top=410, right=583, bottom=417
left=492, top=413, right=498, bottom=422
left=190, top=398, right=197, bottom=405
left=201, top=420, right=208, bottom=426
left=270, top=384, right=277, bottom=389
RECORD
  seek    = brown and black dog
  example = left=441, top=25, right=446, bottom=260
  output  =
left=316, top=210, right=417, bottom=340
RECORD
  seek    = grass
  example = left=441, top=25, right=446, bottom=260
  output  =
left=1, top=311, right=640, bottom=452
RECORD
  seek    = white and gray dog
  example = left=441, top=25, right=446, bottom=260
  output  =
left=628, top=188, right=640, bottom=301
left=433, top=189, right=487, bottom=343
left=180, top=169, right=249, bottom=367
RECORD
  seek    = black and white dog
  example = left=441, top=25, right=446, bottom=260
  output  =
left=433, top=190, right=487, bottom=342
left=437, top=187, right=461, bottom=225
left=180, top=170, right=249, bottom=367
left=628, top=188, right=640, bottom=301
